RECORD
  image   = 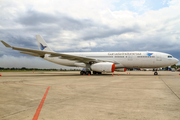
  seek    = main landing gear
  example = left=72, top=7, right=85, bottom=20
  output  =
left=80, top=69, right=102, bottom=75
left=80, top=71, right=91, bottom=75
left=80, top=64, right=102, bottom=75
left=80, top=65, right=92, bottom=75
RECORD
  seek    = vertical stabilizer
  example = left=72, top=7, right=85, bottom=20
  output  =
left=36, top=35, right=53, bottom=52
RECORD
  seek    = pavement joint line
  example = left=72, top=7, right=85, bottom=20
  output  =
left=160, top=77, right=180, bottom=101
left=32, top=86, right=50, bottom=120
left=1, top=109, right=28, bottom=118
left=1, top=82, right=48, bottom=87
left=0, top=81, right=148, bottom=88
left=0, top=77, right=157, bottom=88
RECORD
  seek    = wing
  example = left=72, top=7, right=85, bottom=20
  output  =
left=1, top=41, right=108, bottom=64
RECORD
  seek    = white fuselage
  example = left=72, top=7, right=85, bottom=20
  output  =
left=43, top=51, right=179, bottom=69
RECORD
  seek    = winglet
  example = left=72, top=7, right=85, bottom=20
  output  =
left=1, top=41, right=12, bottom=48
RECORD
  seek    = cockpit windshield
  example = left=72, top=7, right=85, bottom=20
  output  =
left=168, top=56, right=173, bottom=58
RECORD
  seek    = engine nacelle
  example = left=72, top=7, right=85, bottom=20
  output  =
left=115, top=68, right=127, bottom=72
left=90, top=62, right=115, bottom=72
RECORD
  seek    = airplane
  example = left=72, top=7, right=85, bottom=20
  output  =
left=1, top=35, right=179, bottom=75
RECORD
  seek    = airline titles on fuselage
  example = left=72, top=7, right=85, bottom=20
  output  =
left=108, top=52, right=142, bottom=56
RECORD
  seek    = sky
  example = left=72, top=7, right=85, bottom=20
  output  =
left=0, top=0, right=180, bottom=68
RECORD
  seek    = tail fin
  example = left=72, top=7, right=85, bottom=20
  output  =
left=36, top=35, right=53, bottom=52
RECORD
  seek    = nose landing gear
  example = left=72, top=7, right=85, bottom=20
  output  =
left=153, top=68, right=158, bottom=75
left=154, top=71, right=158, bottom=75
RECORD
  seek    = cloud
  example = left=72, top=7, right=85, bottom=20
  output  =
left=16, top=11, right=95, bottom=30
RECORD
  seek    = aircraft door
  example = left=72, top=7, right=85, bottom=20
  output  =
left=126, top=55, right=134, bottom=67
left=156, top=53, right=162, bottom=61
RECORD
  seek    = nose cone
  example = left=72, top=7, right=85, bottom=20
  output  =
left=174, top=58, right=179, bottom=64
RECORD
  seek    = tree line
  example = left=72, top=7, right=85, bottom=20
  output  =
left=0, top=64, right=179, bottom=71
left=0, top=67, right=81, bottom=71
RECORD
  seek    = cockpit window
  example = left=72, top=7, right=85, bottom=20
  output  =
left=168, top=56, right=173, bottom=58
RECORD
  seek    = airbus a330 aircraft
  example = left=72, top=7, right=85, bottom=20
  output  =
left=1, top=35, right=179, bottom=75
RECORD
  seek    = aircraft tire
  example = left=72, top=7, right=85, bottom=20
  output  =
left=86, top=71, right=91, bottom=75
left=80, top=71, right=84, bottom=75
left=154, top=72, right=158, bottom=75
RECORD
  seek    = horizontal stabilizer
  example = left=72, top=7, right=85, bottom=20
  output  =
left=1, top=41, right=12, bottom=48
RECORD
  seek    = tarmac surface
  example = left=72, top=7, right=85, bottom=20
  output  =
left=0, top=71, right=180, bottom=120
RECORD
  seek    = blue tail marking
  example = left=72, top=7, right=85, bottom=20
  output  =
left=40, top=43, right=47, bottom=50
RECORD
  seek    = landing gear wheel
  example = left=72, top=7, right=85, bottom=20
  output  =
left=80, top=71, right=85, bottom=75
left=154, top=71, right=158, bottom=75
left=86, top=71, right=91, bottom=75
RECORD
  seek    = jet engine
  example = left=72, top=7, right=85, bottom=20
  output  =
left=90, top=62, right=115, bottom=72
left=115, top=68, right=127, bottom=72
